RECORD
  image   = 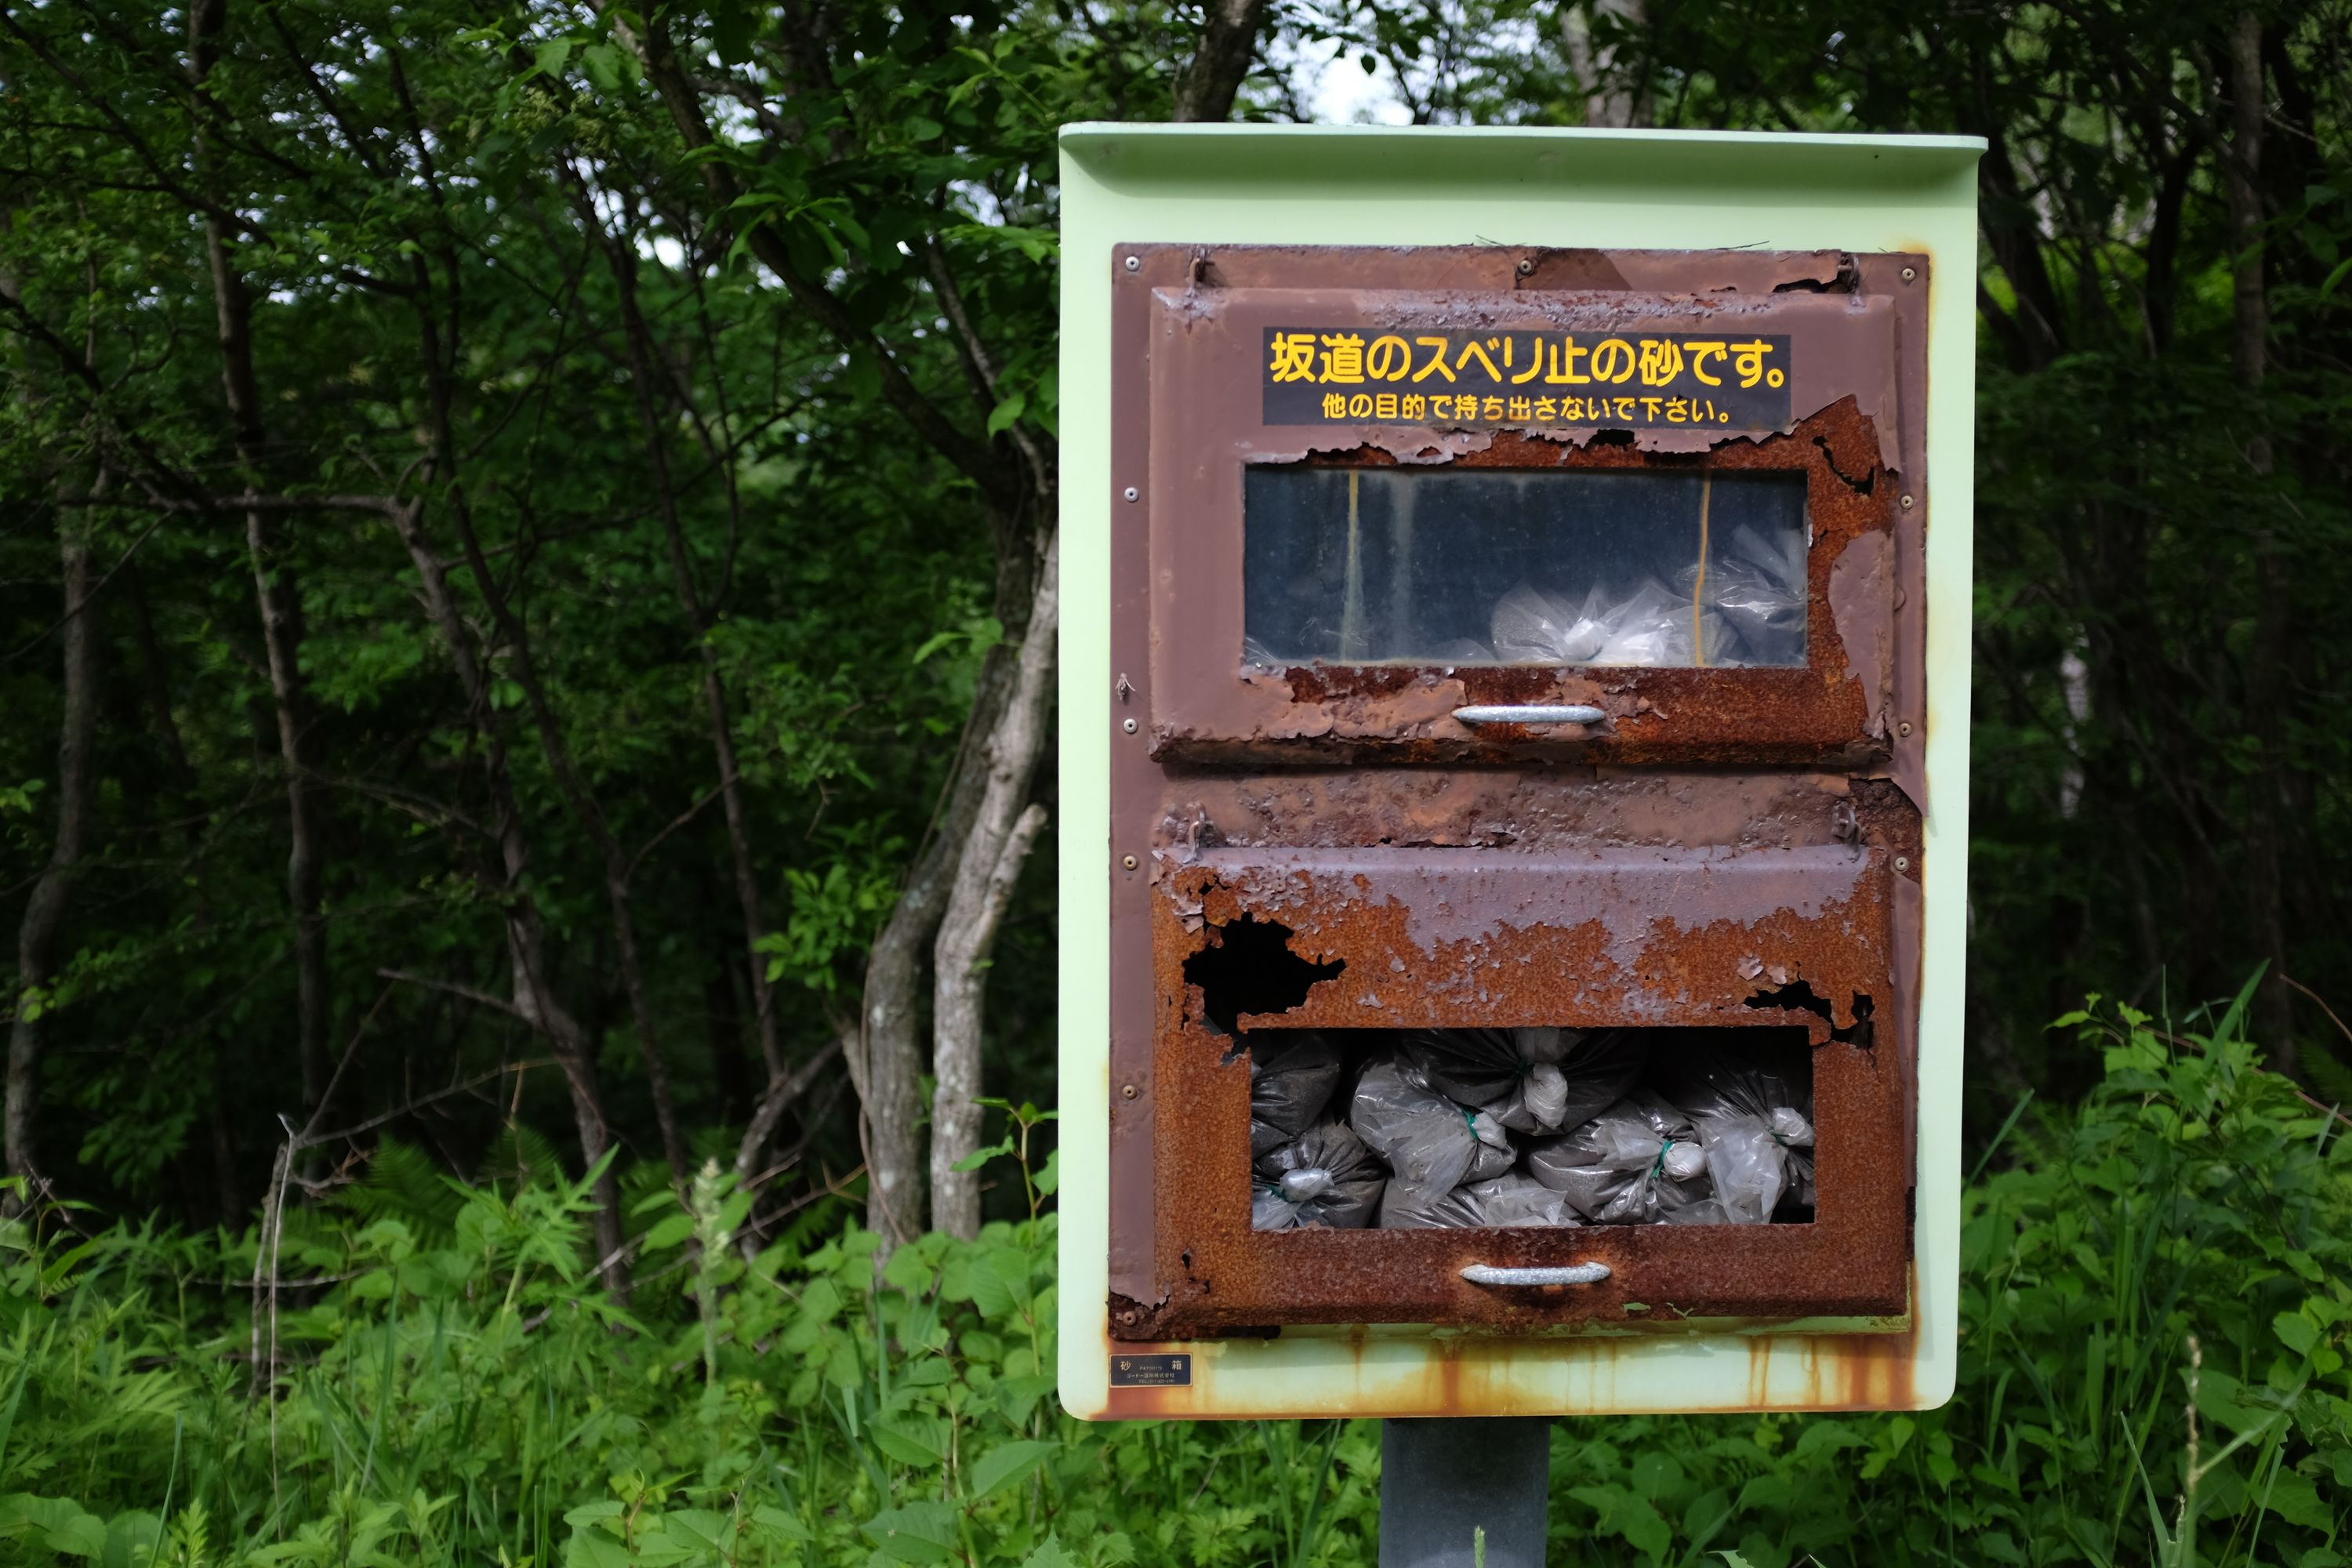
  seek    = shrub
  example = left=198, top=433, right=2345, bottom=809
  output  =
left=0, top=991, right=2341, bottom=1566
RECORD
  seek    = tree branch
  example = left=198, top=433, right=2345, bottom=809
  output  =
left=618, top=8, right=1020, bottom=512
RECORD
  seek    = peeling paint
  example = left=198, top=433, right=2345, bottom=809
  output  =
left=1104, top=239, right=1929, bottom=1375
left=1148, top=408, right=1903, bottom=767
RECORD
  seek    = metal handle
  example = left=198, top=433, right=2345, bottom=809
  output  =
left=1453, top=704, right=1605, bottom=727
left=1461, top=1262, right=1610, bottom=1287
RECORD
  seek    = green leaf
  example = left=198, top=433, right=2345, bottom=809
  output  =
left=100, top=1511, right=165, bottom=1568
left=861, top=1501, right=960, bottom=1564
left=2213, top=961, right=2267, bottom=1044
left=564, top=1527, right=635, bottom=1568
left=2273, top=1310, right=2320, bottom=1356
left=45, top=1510, right=107, bottom=1559
left=532, top=38, right=572, bottom=78
left=873, top=1416, right=948, bottom=1468
left=970, top=1439, right=1057, bottom=1500
left=2263, top=1465, right=2332, bottom=1531
left=911, top=629, right=968, bottom=665
left=639, top=1212, right=697, bottom=1253
left=659, top=1509, right=735, bottom=1551
left=952, top=1138, right=1011, bottom=1173
left=620, top=1520, right=701, bottom=1567
left=746, top=1505, right=813, bottom=1544
left=1020, top=1537, right=1081, bottom=1568
left=579, top=44, right=628, bottom=95
left=986, top=391, right=1026, bottom=437
left=710, top=0, right=756, bottom=62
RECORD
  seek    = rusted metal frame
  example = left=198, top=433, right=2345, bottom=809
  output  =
left=1150, top=767, right=1887, bottom=858
left=1171, top=845, right=1892, bottom=1033
left=1125, top=847, right=1907, bottom=1340
left=1182, top=245, right=1857, bottom=299
left=1132, top=253, right=1915, bottom=764
left=1199, top=411, right=1893, bottom=768
left=1105, top=243, right=1927, bottom=1342
left=1107, top=246, right=1179, bottom=1306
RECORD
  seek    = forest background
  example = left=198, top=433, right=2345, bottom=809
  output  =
left=0, top=0, right=2348, bottom=1563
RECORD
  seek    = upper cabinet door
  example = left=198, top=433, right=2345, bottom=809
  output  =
left=1122, top=245, right=1931, bottom=770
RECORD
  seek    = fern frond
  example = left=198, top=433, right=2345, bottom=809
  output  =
left=337, top=1138, right=463, bottom=1238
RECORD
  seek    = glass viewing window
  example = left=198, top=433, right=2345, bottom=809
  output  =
left=1242, top=468, right=1809, bottom=670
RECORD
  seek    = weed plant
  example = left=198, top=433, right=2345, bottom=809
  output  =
left=0, top=993, right=2343, bottom=1566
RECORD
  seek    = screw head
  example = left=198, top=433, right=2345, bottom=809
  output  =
left=1898, top=720, right=1913, bottom=737
left=1123, top=256, right=1140, bottom=272
left=1895, top=855, right=1911, bottom=872
left=1122, top=717, right=1138, bottom=733
left=1900, top=494, right=1915, bottom=510
left=1121, top=1083, right=1138, bottom=1100
left=1515, top=257, right=1535, bottom=277
left=1123, top=486, right=1139, bottom=503
left=1122, top=854, right=1138, bottom=870
left=1900, top=266, right=1917, bottom=282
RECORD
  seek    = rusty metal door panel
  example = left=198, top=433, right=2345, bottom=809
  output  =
left=1127, top=248, right=1928, bottom=771
left=1064, top=123, right=1981, bottom=1421
left=1108, top=844, right=1913, bottom=1341
left=1123, top=1012, right=1906, bottom=1338
left=1162, top=844, right=1892, bottom=1032
left=1097, top=232, right=1936, bottom=1367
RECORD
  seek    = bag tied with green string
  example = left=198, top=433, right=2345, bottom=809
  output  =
left=1252, top=1120, right=1385, bottom=1232
left=1349, top=1058, right=1515, bottom=1203
left=1654, top=1043, right=1817, bottom=1221
left=1525, top=1091, right=1716, bottom=1224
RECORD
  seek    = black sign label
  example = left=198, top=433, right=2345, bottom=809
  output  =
left=1109, top=1352, right=1192, bottom=1388
left=1261, top=328, right=1791, bottom=431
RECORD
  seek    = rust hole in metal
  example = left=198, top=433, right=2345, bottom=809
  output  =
left=1811, top=435, right=1875, bottom=495
left=1745, top=982, right=1876, bottom=1048
left=1182, top=915, right=1344, bottom=1037
left=1770, top=253, right=1862, bottom=293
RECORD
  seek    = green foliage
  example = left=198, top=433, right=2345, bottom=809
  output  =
left=0, top=1004, right=2336, bottom=1565
left=1558, top=0, right=2352, bottom=1123
left=1537, top=995, right=2352, bottom=1567
left=0, top=0, right=1082, bottom=1214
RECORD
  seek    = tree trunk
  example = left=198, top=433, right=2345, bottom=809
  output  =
left=581, top=203, right=793, bottom=1178
left=706, top=961, right=753, bottom=1126
left=209, top=1061, right=241, bottom=1228
left=426, top=464, right=690, bottom=1191
left=383, top=497, right=630, bottom=1295
left=2223, top=9, right=2295, bottom=1073
left=931, top=530, right=1059, bottom=1237
left=191, top=0, right=335, bottom=1115
left=1172, top=0, right=1271, bottom=122
left=857, top=639, right=1019, bottom=1245
left=6, top=514, right=100, bottom=1195
left=1560, top=0, right=1651, bottom=128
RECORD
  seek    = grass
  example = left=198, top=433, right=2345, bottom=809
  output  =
left=0, top=991, right=2343, bottom=1566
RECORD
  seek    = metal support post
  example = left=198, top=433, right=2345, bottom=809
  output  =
left=1378, top=1416, right=1552, bottom=1567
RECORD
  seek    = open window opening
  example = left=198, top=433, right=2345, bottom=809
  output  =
left=1242, top=467, right=1809, bottom=670
left=1247, top=1025, right=1816, bottom=1232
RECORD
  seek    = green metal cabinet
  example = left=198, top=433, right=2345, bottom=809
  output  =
left=1057, top=124, right=1982, bottom=1420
